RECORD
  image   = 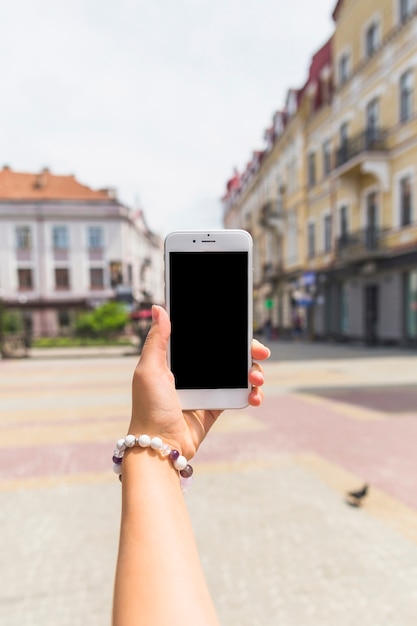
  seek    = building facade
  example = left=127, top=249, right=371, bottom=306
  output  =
left=223, top=0, right=417, bottom=346
left=0, top=166, right=163, bottom=337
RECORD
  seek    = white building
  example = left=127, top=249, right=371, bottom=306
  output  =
left=0, top=166, right=164, bottom=337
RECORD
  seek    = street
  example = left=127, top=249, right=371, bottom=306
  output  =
left=1, top=342, right=417, bottom=625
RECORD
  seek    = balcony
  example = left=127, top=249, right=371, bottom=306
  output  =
left=336, top=227, right=388, bottom=263
left=334, top=127, right=389, bottom=170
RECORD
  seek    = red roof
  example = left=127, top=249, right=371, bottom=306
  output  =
left=0, top=166, right=114, bottom=201
left=307, top=38, right=332, bottom=84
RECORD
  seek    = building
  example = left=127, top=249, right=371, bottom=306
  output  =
left=223, top=0, right=417, bottom=346
left=0, top=166, right=163, bottom=337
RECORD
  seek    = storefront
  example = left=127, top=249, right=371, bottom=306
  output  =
left=314, top=250, right=417, bottom=346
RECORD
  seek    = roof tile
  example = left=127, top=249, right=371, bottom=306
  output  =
left=0, top=166, right=113, bottom=201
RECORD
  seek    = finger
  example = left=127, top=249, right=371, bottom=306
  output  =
left=138, top=305, right=171, bottom=369
left=249, top=363, right=264, bottom=387
left=251, top=339, right=271, bottom=361
left=248, top=386, right=264, bottom=407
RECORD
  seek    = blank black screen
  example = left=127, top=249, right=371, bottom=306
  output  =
left=169, top=251, right=248, bottom=389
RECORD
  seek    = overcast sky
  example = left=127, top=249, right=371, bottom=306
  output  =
left=0, top=0, right=336, bottom=237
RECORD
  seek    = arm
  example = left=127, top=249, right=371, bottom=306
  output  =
left=112, top=305, right=269, bottom=626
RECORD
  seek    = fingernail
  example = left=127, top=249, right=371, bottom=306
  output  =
left=152, top=305, right=159, bottom=323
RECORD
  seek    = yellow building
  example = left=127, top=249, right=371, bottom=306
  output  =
left=223, top=0, right=417, bottom=345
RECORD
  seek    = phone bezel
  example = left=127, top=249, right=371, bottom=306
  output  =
left=164, top=229, right=253, bottom=410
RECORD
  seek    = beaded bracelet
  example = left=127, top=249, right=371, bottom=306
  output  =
left=112, top=434, right=194, bottom=491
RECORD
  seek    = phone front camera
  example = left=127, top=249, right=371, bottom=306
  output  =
left=193, top=239, right=196, bottom=243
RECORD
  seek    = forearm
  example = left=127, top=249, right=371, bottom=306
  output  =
left=112, top=447, right=220, bottom=626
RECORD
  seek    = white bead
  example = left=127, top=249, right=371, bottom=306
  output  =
left=160, top=444, right=171, bottom=457
left=173, top=455, right=187, bottom=471
left=116, top=438, right=126, bottom=450
left=125, top=434, right=136, bottom=447
left=113, top=463, right=122, bottom=474
left=138, top=434, right=151, bottom=447
left=150, top=436, right=163, bottom=450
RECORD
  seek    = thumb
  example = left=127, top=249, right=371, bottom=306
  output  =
left=139, top=305, right=171, bottom=368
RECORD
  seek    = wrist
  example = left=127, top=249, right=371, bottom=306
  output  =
left=112, top=434, right=194, bottom=491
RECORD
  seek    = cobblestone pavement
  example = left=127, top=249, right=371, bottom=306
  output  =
left=1, top=345, right=417, bottom=625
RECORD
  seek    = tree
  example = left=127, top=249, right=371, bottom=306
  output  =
left=75, top=301, right=129, bottom=338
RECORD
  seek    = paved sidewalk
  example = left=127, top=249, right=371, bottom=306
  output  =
left=1, top=352, right=416, bottom=625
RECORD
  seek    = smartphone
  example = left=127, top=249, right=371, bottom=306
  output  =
left=164, top=229, right=253, bottom=410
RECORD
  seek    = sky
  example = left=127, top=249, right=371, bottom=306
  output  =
left=0, top=0, right=336, bottom=238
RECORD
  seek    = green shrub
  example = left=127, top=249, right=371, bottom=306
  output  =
left=2, top=310, right=22, bottom=333
left=32, top=336, right=132, bottom=348
left=75, top=301, right=129, bottom=338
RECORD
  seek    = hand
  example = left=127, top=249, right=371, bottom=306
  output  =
left=129, top=305, right=270, bottom=460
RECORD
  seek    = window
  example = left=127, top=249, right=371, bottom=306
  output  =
left=400, top=70, right=413, bottom=122
left=366, top=98, right=379, bottom=143
left=365, top=22, right=379, bottom=58
left=339, top=205, right=349, bottom=241
left=400, top=175, right=412, bottom=226
left=323, top=214, right=333, bottom=252
left=16, top=226, right=32, bottom=250
left=366, top=191, right=378, bottom=248
left=286, top=211, right=298, bottom=265
left=338, top=122, right=349, bottom=165
left=286, top=158, right=297, bottom=194
left=400, top=0, right=414, bottom=23
left=53, top=226, right=69, bottom=250
left=58, top=310, right=71, bottom=330
left=18, top=268, right=33, bottom=290
left=127, top=264, right=133, bottom=285
left=340, top=122, right=349, bottom=146
left=88, top=226, right=103, bottom=249
left=339, top=53, right=350, bottom=85
left=323, top=140, right=332, bottom=176
left=308, top=221, right=316, bottom=258
left=308, top=152, right=316, bottom=187
left=90, top=268, right=105, bottom=289
left=110, top=261, right=123, bottom=287
left=405, top=270, right=417, bottom=338
left=55, top=268, right=70, bottom=290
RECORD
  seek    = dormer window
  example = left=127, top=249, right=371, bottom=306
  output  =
left=287, top=91, right=298, bottom=118
left=274, top=112, right=284, bottom=137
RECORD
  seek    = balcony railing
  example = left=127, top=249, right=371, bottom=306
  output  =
left=334, top=127, right=389, bottom=169
left=336, top=227, right=388, bottom=261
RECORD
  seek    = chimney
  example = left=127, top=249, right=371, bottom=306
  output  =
left=33, top=167, right=50, bottom=189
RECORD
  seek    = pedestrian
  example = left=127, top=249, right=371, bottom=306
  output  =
left=263, top=317, right=272, bottom=341
left=112, top=305, right=270, bottom=626
left=292, top=311, right=303, bottom=341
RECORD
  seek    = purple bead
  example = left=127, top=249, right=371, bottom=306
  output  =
left=112, top=455, right=123, bottom=464
left=169, top=449, right=180, bottom=462
left=180, top=464, right=193, bottom=478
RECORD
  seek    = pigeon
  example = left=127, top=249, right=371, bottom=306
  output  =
left=345, top=484, right=369, bottom=507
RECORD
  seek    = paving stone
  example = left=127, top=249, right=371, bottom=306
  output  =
left=1, top=348, right=416, bottom=625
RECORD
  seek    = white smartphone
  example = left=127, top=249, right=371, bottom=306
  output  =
left=164, top=229, right=253, bottom=410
